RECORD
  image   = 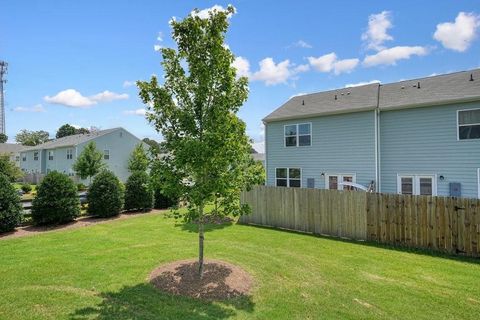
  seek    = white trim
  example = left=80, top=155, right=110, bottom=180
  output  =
left=325, top=173, right=357, bottom=190
left=283, top=122, right=312, bottom=148
left=264, top=123, right=268, bottom=186
left=457, top=107, right=480, bottom=141
left=275, top=167, right=302, bottom=188
left=397, top=174, right=437, bottom=196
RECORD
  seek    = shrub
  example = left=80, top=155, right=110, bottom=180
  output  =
left=154, top=188, right=177, bottom=209
left=124, top=171, right=153, bottom=212
left=31, top=171, right=80, bottom=225
left=77, top=183, right=87, bottom=192
left=0, top=174, right=23, bottom=233
left=21, top=183, right=32, bottom=194
left=87, top=170, right=124, bottom=217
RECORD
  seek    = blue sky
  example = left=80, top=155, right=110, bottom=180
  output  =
left=2, top=1, right=480, bottom=150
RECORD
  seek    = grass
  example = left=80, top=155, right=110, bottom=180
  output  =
left=1, top=212, right=479, bottom=319
left=12, top=183, right=37, bottom=200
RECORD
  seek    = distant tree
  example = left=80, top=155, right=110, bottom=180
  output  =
left=128, top=144, right=149, bottom=173
left=0, top=133, right=8, bottom=143
left=142, top=138, right=161, bottom=155
left=72, top=141, right=105, bottom=184
left=0, top=154, right=23, bottom=182
left=15, top=129, right=50, bottom=146
left=56, top=124, right=77, bottom=138
left=138, top=6, right=258, bottom=278
left=75, top=127, right=90, bottom=134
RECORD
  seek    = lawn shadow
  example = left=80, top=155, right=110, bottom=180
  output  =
left=176, top=221, right=234, bottom=233
left=70, top=282, right=254, bottom=320
left=240, top=223, right=480, bottom=265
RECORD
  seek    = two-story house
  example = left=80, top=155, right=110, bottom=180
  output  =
left=263, top=69, right=480, bottom=198
left=20, top=127, right=145, bottom=183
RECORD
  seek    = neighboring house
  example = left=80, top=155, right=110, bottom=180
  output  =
left=252, top=153, right=265, bottom=167
left=20, top=127, right=145, bottom=183
left=0, top=143, right=25, bottom=167
left=263, top=69, right=480, bottom=198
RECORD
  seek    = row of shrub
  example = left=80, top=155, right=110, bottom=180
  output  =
left=0, top=169, right=177, bottom=232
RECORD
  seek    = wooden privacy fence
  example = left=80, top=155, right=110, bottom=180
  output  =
left=239, top=186, right=480, bottom=257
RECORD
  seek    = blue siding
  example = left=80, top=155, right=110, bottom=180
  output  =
left=266, top=110, right=376, bottom=189
left=380, top=101, right=480, bottom=198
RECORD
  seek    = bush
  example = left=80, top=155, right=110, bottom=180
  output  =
left=31, top=171, right=80, bottom=225
left=124, top=171, right=153, bottom=212
left=154, top=188, right=177, bottom=209
left=77, top=183, right=87, bottom=192
left=21, top=183, right=32, bottom=194
left=87, top=170, right=124, bottom=217
left=0, top=174, right=23, bottom=233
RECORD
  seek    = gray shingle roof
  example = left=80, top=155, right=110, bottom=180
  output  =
left=0, top=143, right=25, bottom=154
left=263, top=68, right=480, bottom=122
left=22, top=128, right=120, bottom=151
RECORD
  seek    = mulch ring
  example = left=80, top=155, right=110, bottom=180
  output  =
left=149, top=259, right=252, bottom=300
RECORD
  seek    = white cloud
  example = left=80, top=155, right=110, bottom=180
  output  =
left=345, top=80, right=381, bottom=88
left=13, top=104, right=46, bottom=113
left=90, top=90, right=129, bottom=102
left=191, top=5, right=235, bottom=19
left=362, top=11, right=393, bottom=51
left=154, top=45, right=162, bottom=52
left=363, top=46, right=428, bottom=67
left=293, top=64, right=310, bottom=73
left=44, top=89, right=129, bottom=108
left=123, top=80, right=136, bottom=88
left=308, top=53, right=359, bottom=74
left=250, top=58, right=292, bottom=85
left=434, top=12, right=480, bottom=52
left=123, top=108, right=147, bottom=116
left=232, top=56, right=250, bottom=77
left=292, top=40, right=312, bottom=48
left=156, top=32, right=163, bottom=42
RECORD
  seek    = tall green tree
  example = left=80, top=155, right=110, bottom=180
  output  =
left=56, top=124, right=76, bottom=138
left=138, top=6, right=258, bottom=277
left=0, top=133, right=8, bottom=143
left=72, top=141, right=105, bottom=184
left=15, top=129, right=50, bottom=146
left=0, top=154, right=23, bottom=182
left=128, top=144, right=149, bottom=173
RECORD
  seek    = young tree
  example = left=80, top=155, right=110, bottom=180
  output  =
left=0, top=133, right=8, bottom=143
left=72, top=141, right=105, bottom=184
left=0, top=154, right=23, bottom=182
left=56, top=124, right=77, bottom=138
left=128, top=144, right=149, bottom=173
left=138, top=6, right=257, bottom=277
left=15, top=129, right=50, bottom=146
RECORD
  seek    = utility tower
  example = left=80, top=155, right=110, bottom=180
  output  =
left=0, top=61, right=7, bottom=135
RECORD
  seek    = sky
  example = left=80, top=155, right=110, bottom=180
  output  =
left=2, top=1, right=480, bottom=152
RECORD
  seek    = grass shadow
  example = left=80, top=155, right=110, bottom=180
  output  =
left=240, top=222, right=480, bottom=265
left=70, top=282, right=254, bottom=320
left=176, top=221, right=234, bottom=233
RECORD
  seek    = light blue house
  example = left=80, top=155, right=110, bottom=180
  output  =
left=264, top=69, right=480, bottom=198
left=20, top=127, right=145, bottom=183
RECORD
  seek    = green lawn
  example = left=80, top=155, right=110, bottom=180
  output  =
left=1, top=212, right=479, bottom=320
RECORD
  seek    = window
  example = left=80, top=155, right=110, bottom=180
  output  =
left=458, top=109, right=480, bottom=140
left=326, top=174, right=356, bottom=190
left=33, top=152, right=39, bottom=161
left=397, top=175, right=436, bottom=196
left=21, top=153, right=26, bottom=161
left=284, top=123, right=311, bottom=147
left=104, top=149, right=110, bottom=160
left=66, top=149, right=73, bottom=160
left=276, top=168, right=301, bottom=187
left=48, top=151, right=54, bottom=161
left=15, top=155, right=20, bottom=162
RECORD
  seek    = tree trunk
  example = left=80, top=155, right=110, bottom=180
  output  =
left=198, top=203, right=205, bottom=278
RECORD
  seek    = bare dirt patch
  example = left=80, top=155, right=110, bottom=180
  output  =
left=0, top=210, right=164, bottom=240
left=149, top=259, right=252, bottom=300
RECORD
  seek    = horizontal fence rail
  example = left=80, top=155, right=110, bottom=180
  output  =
left=239, top=186, right=480, bottom=257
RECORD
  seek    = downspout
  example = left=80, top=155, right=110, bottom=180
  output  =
left=264, top=121, right=268, bottom=186
left=375, top=84, right=381, bottom=192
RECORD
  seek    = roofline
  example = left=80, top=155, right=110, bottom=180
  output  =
left=263, top=106, right=377, bottom=123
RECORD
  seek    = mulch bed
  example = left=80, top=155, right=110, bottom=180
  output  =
left=149, top=259, right=252, bottom=300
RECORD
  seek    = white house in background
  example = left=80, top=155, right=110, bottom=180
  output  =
left=0, top=143, right=25, bottom=167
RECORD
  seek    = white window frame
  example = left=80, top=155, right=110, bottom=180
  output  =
left=275, top=167, right=302, bottom=188
left=103, top=149, right=110, bottom=160
left=284, top=123, right=312, bottom=147
left=325, top=173, right=356, bottom=190
left=397, top=174, right=437, bottom=196
left=48, top=150, right=54, bottom=161
left=66, top=148, right=73, bottom=160
left=457, top=108, right=480, bottom=141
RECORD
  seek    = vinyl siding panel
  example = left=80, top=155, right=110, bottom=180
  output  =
left=266, top=110, right=376, bottom=189
left=380, top=101, right=480, bottom=198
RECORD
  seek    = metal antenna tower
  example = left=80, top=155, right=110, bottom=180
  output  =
left=0, top=61, right=7, bottom=135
